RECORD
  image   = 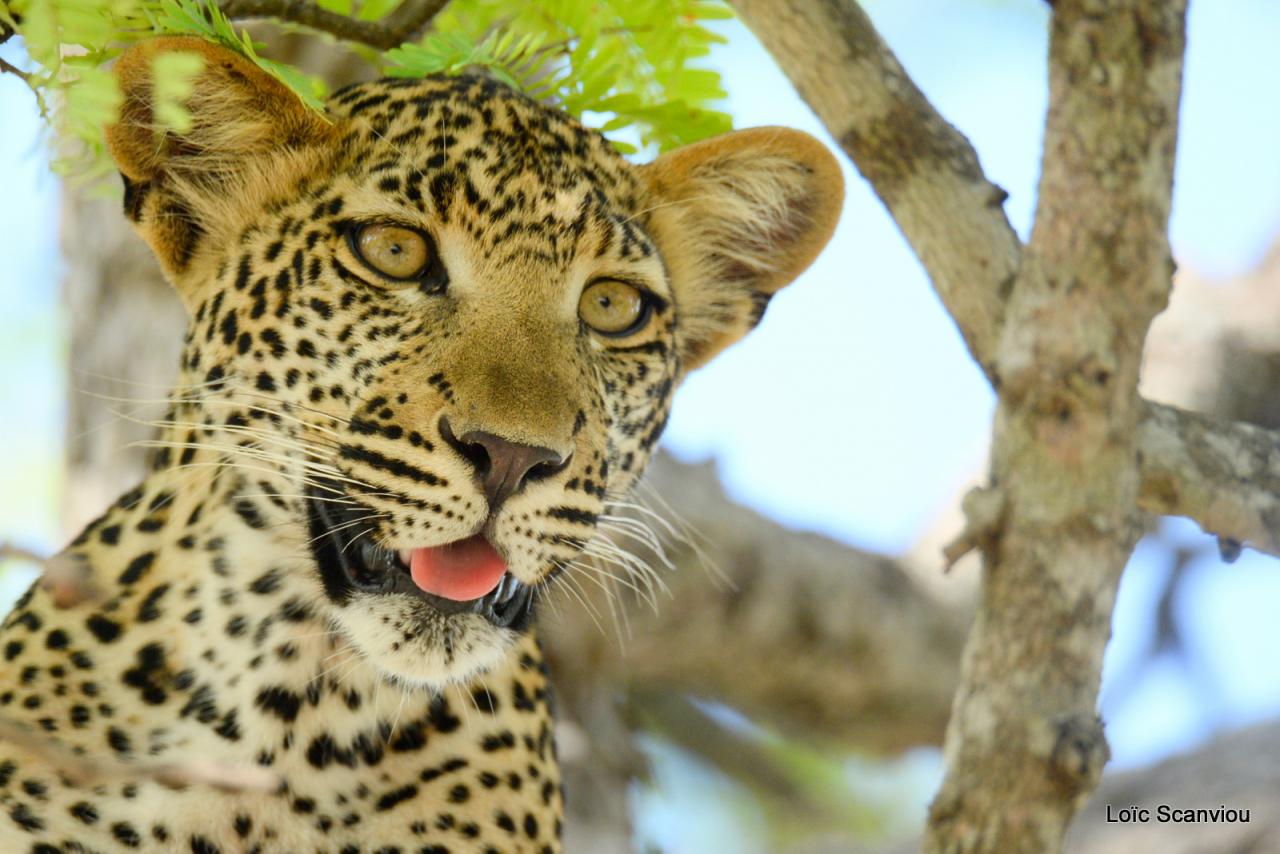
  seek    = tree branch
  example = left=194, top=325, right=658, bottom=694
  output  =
left=217, top=0, right=448, bottom=50
left=728, top=8, right=1280, bottom=850
left=730, top=0, right=1020, bottom=378
left=542, top=454, right=967, bottom=756
left=880, top=718, right=1280, bottom=854
left=0, top=54, right=29, bottom=82
left=543, top=453, right=968, bottom=850
left=1137, top=402, right=1280, bottom=558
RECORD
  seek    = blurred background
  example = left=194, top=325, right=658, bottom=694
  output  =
left=3, top=1, right=1280, bottom=851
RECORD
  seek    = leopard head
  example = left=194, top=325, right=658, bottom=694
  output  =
left=106, top=37, right=843, bottom=686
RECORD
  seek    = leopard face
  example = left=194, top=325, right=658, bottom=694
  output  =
left=107, top=37, right=843, bottom=688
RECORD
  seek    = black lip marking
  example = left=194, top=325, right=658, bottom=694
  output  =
left=304, top=482, right=534, bottom=631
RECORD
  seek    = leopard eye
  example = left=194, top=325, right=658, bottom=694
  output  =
left=579, top=280, right=652, bottom=338
left=352, top=224, right=431, bottom=280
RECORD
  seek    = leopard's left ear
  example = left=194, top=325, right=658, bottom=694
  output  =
left=640, top=127, right=844, bottom=372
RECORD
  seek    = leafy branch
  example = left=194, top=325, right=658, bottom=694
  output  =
left=3, top=0, right=732, bottom=179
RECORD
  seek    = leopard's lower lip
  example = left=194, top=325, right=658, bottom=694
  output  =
left=304, top=486, right=535, bottom=630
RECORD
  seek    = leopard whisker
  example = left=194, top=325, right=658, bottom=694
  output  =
left=301, top=516, right=386, bottom=550
left=126, top=436, right=387, bottom=501
left=562, top=559, right=631, bottom=643
left=126, top=443, right=357, bottom=499
left=579, top=540, right=668, bottom=610
left=595, top=516, right=677, bottom=573
left=143, top=415, right=342, bottom=456
left=610, top=487, right=728, bottom=588
left=546, top=564, right=608, bottom=636
left=338, top=524, right=382, bottom=558
left=85, top=385, right=350, bottom=438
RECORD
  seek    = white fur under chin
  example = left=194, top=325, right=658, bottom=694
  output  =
left=333, top=592, right=517, bottom=688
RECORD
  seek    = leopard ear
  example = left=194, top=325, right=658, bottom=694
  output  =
left=640, top=127, right=843, bottom=372
left=105, top=37, right=332, bottom=278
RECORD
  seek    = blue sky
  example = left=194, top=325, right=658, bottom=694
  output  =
left=2, top=0, right=1280, bottom=847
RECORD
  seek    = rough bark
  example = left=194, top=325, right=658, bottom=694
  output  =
left=926, top=4, right=1187, bottom=850
left=870, top=720, right=1280, bottom=854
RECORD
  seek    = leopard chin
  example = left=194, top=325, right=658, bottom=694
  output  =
left=329, top=591, right=522, bottom=689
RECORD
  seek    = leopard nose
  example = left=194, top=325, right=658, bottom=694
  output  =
left=438, top=416, right=570, bottom=511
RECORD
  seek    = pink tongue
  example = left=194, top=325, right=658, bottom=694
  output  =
left=408, top=536, right=508, bottom=601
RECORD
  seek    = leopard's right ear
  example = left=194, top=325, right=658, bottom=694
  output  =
left=105, top=37, right=332, bottom=279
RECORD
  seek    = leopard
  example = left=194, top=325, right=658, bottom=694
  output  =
left=0, top=35, right=842, bottom=853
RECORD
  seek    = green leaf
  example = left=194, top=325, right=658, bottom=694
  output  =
left=150, top=49, right=203, bottom=132
left=317, top=0, right=353, bottom=15
left=152, top=0, right=328, bottom=111
left=600, top=116, right=635, bottom=132
left=256, top=56, right=328, bottom=110
left=686, top=2, right=735, bottom=20
left=355, top=0, right=398, bottom=22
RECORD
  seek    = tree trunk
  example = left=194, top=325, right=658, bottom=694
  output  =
left=924, top=4, right=1187, bottom=849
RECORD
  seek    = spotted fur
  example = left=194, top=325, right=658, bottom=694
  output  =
left=0, top=37, right=842, bottom=852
